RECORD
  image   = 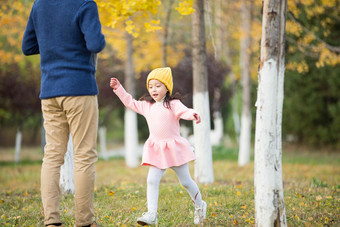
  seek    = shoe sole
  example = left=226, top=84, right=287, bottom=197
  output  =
left=137, top=220, right=158, bottom=226
left=137, top=220, right=148, bottom=226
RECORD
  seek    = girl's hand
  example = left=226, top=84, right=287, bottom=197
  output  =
left=193, top=113, right=201, bottom=124
left=110, top=77, right=120, bottom=90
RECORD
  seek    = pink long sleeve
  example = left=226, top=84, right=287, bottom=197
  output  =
left=172, top=100, right=198, bottom=121
left=113, top=85, right=147, bottom=115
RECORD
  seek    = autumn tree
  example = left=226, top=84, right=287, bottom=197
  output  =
left=254, top=0, right=287, bottom=225
left=283, top=0, right=340, bottom=147
left=192, top=0, right=214, bottom=184
left=0, top=0, right=41, bottom=156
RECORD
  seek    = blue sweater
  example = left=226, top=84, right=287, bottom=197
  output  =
left=22, top=0, right=106, bottom=99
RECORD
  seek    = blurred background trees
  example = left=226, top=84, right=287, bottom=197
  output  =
left=0, top=0, right=339, bottom=150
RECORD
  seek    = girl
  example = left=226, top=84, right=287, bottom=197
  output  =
left=110, top=67, right=207, bottom=225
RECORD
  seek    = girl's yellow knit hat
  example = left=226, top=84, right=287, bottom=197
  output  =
left=146, top=67, right=173, bottom=95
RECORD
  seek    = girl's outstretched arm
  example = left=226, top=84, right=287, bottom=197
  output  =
left=172, top=100, right=201, bottom=124
left=110, top=77, right=147, bottom=115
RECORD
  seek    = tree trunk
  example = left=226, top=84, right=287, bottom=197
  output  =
left=14, top=125, right=22, bottom=163
left=254, top=0, right=287, bottom=226
left=238, top=0, right=252, bottom=166
left=221, top=0, right=240, bottom=143
left=59, top=134, right=74, bottom=194
left=192, top=0, right=214, bottom=184
left=211, top=89, right=223, bottom=146
left=211, top=0, right=223, bottom=146
left=162, top=0, right=175, bottom=67
left=214, top=0, right=223, bottom=61
left=99, top=126, right=108, bottom=160
left=125, top=31, right=139, bottom=168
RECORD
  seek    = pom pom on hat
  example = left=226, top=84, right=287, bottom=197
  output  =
left=146, top=67, right=173, bottom=95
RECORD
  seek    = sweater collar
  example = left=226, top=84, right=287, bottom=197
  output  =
left=155, top=96, right=165, bottom=105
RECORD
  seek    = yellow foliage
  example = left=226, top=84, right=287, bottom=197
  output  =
left=301, top=34, right=315, bottom=45
left=98, top=0, right=161, bottom=36
left=300, top=0, right=314, bottom=6
left=0, top=0, right=32, bottom=66
left=175, top=0, right=195, bottom=15
left=144, top=20, right=162, bottom=33
left=316, top=46, right=340, bottom=68
left=286, top=61, right=309, bottom=73
left=287, top=1, right=299, bottom=18
left=286, top=21, right=302, bottom=37
left=321, top=0, right=337, bottom=7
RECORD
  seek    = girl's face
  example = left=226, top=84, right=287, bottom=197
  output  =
left=148, top=79, right=168, bottom=102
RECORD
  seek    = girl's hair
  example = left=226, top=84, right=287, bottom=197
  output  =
left=139, top=91, right=183, bottom=109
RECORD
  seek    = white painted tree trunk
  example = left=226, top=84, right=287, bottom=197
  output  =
left=15, top=127, right=22, bottom=163
left=193, top=92, right=214, bottom=184
left=124, top=109, right=139, bottom=167
left=192, top=0, right=214, bottom=184
left=238, top=0, right=252, bottom=167
left=124, top=31, right=139, bottom=168
left=99, top=126, right=108, bottom=160
left=210, top=111, right=223, bottom=146
left=254, top=0, right=287, bottom=226
left=59, top=134, right=74, bottom=194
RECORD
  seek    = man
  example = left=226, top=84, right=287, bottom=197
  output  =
left=22, top=0, right=106, bottom=226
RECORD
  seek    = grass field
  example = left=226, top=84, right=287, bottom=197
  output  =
left=0, top=146, right=339, bottom=226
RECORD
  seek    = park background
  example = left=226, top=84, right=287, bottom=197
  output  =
left=0, top=0, right=339, bottom=226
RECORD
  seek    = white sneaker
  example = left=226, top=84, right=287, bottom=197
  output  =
left=194, top=201, right=207, bottom=225
left=137, top=211, right=158, bottom=226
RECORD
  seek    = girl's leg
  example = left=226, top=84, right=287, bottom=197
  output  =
left=146, top=166, right=165, bottom=212
left=171, top=163, right=203, bottom=206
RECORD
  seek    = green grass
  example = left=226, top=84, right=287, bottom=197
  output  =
left=0, top=146, right=339, bottom=226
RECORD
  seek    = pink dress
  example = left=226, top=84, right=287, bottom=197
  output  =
left=114, top=85, right=197, bottom=169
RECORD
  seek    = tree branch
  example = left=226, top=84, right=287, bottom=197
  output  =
left=288, top=13, right=340, bottom=53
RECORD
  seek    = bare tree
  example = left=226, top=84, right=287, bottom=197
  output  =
left=238, top=0, right=252, bottom=166
left=254, top=0, right=287, bottom=225
left=192, top=0, right=214, bottom=184
left=124, top=31, right=139, bottom=168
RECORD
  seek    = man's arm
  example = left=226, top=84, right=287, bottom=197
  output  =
left=22, top=6, right=39, bottom=56
left=78, top=0, right=106, bottom=53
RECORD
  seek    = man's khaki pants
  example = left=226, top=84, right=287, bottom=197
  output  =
left=41, top=96, right=98, bottom=226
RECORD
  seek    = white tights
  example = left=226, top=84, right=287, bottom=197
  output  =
left=146, top=163, right=203, bottom=213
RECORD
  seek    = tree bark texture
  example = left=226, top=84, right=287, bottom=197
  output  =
left=254, top=0, right=287, bottom=226
left=192, top=0, right=214, bottom=184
